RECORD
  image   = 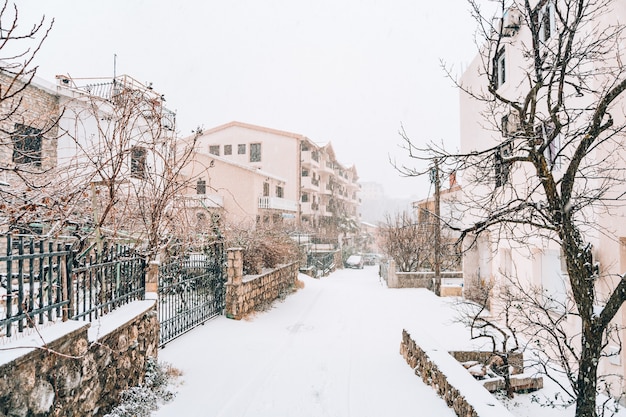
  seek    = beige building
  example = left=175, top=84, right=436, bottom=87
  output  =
left=193, top=121, right=361, bottom=237
left=458, top=0, right=626, bottom=396
left=179, top=150, right=295, bottom=230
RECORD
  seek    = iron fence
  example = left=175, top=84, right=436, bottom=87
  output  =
left=71, top=243, right=146, bottom=322
left=0, top=235, right=72, bottom=337
left=158, top=242, right=225, bottom=346
left=0, top=235, right=145, bottom=338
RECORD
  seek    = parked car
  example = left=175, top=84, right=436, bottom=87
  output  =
left=363, top=253, right=380, bottom=266
left=345, top=255, right=364, bottom=269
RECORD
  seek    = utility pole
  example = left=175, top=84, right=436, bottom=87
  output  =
left=433, top=159, right=441, bottom=296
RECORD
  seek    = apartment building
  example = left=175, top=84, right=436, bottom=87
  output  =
left=179, top=150, right=293, bottom=230
left=458, top=0, right=626, bottom=397
left=194, top=121, right=360, bottom=236
left=0, top=71, right=178, bottom=239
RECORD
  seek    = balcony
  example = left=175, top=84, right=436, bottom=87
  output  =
left=319, top=205, right=334, bottom=217
left=301, top=150, right=320, bottom=168
left=183, top=194, right=224, bottom=208
left=301, top=201, right=321, bottom=215
left=258, top=196, right=298, bottom=212
left=301, top=176, right=320, bottom=191
left=320, top=160, right=335, bottom=174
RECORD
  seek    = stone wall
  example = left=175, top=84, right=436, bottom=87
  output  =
left=225, top=248, right=299, bottom=320
left=449, top=350, right=524, bottom=375
left=0, top=300, right=158, bottom=417
left=0, top=72, right=59, bottom=172
left=385, top=260, right=463, bottom=293
left=400, top=329, right=515, bottom=417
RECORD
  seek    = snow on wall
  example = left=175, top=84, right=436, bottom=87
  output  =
left=400, top=329, right=515, bottom=417
left=0, top=300, right=158, bottom=416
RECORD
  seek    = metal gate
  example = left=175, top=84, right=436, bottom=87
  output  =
left=158, top=242, right=225, bottom=347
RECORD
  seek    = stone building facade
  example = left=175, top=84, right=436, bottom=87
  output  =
left=0, top=72, right=59, bottom=175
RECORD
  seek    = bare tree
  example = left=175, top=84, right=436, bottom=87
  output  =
left=397, top=0, right=626, bottom=415
left=456, top=281, right=521, bottom=398
left=130, top=127, right=203, bottom=261
left=0, top=2, right=62, bottom=234
left=379, top=211, right=430, bottom=273
left=58, top=76, right=202, bottom=259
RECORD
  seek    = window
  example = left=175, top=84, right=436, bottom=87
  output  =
left=131, top=146, right=147, bottom=179
left=540, top=249, right=567, bottom=311
left=238, top=144, right=246, bottom=155
left=495, top=142, right=512, bottom=187
left=501, top=109, right=521, bottom=137
left=209, top=145, right=220, bottom=156
left=536, top=121, right=561, bottom=169
left=302, top=169, right=309, bottom=177
left=302, top=193, right=309, bottom=203
left=539, top=1, right=556, bottom=42
left=263, top=182, right=270, bottom=197
left=224, top=144, right=232, bottom=155
left=276, top=186, right=284, bottom=198
left=250, top=143, right=261, bottom=162
left=12, top=123, right=42, bottom=166
left=196, top=179, right=206, bottom=194
left=495, top=48, right=506, bottom=89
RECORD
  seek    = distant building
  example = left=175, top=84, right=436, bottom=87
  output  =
left=192, top=121, right=360, bottom=238
left=179, top=151, right=295, bottom=230
left=411, top=173, right=462, bottom=271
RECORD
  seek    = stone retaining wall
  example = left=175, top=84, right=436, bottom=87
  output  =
left=449, top=350, right=524, bottom=375
left=400, top=329, right=515, bottom=417
left=385, top=259, right=463, bottom=293
left=225, top=248, right=299, bottom=320
left=0, top=300, right=158, bottom=416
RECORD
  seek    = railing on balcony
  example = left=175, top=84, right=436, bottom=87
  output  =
left=302, top=150, right=320, bottom=167
left=183, top=194, right=224, bottom=208
left=301, top=176, right=320, bottom=190
left=58, top=74, right=177, bottom=132
left=258, top=197, right=298, bottom=212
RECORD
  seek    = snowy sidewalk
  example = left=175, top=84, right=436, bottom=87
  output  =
left=153, top=266, right=458, bottom=417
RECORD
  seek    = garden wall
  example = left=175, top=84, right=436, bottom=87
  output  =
left=225, top=248, right=299, bottom=320
left=400, top=329, right=515, bottom=417
left=385, top=260, right=463, bottom=295
left=0, top=300, right=158, bottom=416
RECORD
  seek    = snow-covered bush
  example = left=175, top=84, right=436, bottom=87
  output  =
left=104, top=357, right=179, bottom=417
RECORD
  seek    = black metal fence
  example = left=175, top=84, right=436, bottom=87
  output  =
left=158, top=242, right=225, bottom=347
left=71, top=243, right=145, bottom=322
left=0, top=235, right=145, bottom=338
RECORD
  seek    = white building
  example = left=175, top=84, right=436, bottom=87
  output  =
left=458, top=0, right=626, bottom=396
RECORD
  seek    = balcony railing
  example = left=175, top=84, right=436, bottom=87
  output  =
left=301, top=176, right=320, bottom=190
left=183, top=194, right=224, bottom=208
left=258, top=197, right=298, bottom=212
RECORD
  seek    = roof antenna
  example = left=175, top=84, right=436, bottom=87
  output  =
left=113, top=53, right=117, bottom=82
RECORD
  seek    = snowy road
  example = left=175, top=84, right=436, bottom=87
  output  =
left=153, top=266, right=457, bottom=417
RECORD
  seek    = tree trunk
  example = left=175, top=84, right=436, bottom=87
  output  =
left=575, top=322, right=602, bottom=417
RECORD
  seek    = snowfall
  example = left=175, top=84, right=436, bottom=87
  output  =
left=153, top=266, right=626, bottom=417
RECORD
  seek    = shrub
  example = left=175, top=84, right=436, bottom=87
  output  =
left=225, top=224, right=299, bottom=275
left=104, top=357, right=179, bottom=417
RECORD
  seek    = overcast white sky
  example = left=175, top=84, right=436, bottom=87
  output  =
left=19, top=0, right=486, bottom=199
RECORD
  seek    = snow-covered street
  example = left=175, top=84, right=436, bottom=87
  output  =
left=153, top=265, right=626, bottom=417
left=153, top=266, right=459, bottom=417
